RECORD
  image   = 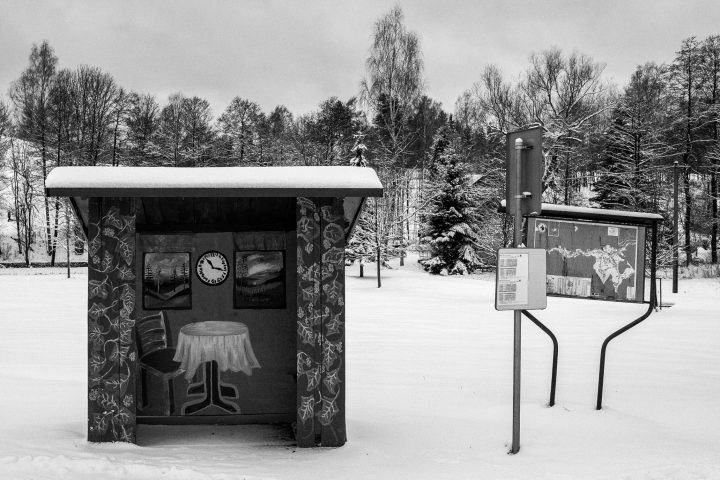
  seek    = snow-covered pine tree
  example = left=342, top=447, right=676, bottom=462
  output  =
left=345, top=134, right=375, bottom=277
left=420, top=131, right=483, bottom=275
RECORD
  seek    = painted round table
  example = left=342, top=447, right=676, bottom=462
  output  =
left=173, top=321, right=261, bottom=414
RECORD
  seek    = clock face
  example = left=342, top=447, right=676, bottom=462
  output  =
left=196, top=251, right=229, bottom=286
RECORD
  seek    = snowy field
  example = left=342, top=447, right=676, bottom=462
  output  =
left=0, top=259, right=719, bottom=479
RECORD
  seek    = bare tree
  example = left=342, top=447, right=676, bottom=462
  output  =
left=670, top=37, right=706, bottom=266
left=65, top=65, right=120, bottom=165
left=181, top=96, right=214, bottom=166
left=8, top=41, right=58, bottom=259
left=469, top=49, right=612, bottom=204
left=124, top=92, right=160, bottom=165
left=8, top=138, right=39, bottom=266
left=158, top=93, right=185, bottom=166
left=0, top=102, right=11, bottom=258
left=701, top=35, right=720, bottom=262
left=359, top=6, right=426, bottom=273
left=217, top=97, right=265, bottom=164
left=110, top=88, right=128, bottom=166
left=360, top=5, right=424, bottom=166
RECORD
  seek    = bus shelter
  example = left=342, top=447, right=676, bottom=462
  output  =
left=46, top=166, right=383, bottom=447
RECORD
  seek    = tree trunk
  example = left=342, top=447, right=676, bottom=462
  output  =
left=11, top=140, right=23, bottom=255
left=712, top=70, right=719, bottom=263
left=42, top=135, right=53, bottom=258
left=563, top=154, right=570, bottom=205
left=376, top=247, right=381, bottom=288
left=375, top=199, right=381, bottom=288
left=66, top=204, right=71, bottom=278
left=112, top=106, right=121, bottom=166
left=684, top=62, right=694, bottom=268
left=684, top=167, right=692, bottom=267
left=712, top=169, right=718, bottom=263
left=50, top=199, right=60, bottom=266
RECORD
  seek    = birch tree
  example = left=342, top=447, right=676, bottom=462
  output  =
left=360, top=6, right=425, bottom=268
left=9, top=138, right=39, bottom=266
left=8, top=41, right=58, bottom=258
left=360, top=5, right=424, bottom=168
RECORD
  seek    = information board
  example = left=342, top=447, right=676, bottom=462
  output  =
left=495, top=248, right=547, bottom=311
left=529, top=218, right=646, bottom=303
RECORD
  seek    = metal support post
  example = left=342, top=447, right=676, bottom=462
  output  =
left=510, top=138, right=524, bottom=454
left=596, top=221, right=658, bottom=410
left=521, top=310, right=558, bottom=406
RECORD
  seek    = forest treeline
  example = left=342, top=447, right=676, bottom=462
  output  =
left=1, top=7, right=719, bottom=274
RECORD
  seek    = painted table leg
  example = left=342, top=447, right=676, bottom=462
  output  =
left=182, top=361, right=240, bottom=415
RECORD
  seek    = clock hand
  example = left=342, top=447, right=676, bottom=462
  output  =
left=206, top=259, right=222, bottom=271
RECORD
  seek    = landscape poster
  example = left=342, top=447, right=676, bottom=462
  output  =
left=234, top=251, right=285, bottom=309
left=143, top=252, right=192, bottom=309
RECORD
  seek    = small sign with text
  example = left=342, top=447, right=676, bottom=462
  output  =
left=495, top=248, right=547, bottom=311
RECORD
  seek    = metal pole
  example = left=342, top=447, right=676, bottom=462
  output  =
left=673, top=160, right=679, bottom=293
left=522, top=310, right=558, bottom=406
left=511, top=138, right=523, bottom=454
left=521, top=311, right=558, bottom=406
left=596, top=222, right=657, bottom=410
left=375, top=198, right=381, bottom=288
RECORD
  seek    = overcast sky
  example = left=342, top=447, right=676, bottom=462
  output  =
left=2, top=0, right=720, bottom=118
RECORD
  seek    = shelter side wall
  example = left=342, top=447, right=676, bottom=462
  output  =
left=295, top=197, right=346, bottom=447
left=87, top=197, right=138, bottom=442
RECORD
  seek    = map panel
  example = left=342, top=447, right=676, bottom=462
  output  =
left=529, top=218, right=646, bottom=303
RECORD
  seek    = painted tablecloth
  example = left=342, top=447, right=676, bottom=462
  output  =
left=173, top=321, right=261, bottom=381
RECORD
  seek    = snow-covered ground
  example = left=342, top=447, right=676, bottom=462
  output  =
left=0, top=259, right=718, bottom=479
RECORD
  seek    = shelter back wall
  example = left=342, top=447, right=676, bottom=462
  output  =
left=135, top=197, right=297, bottom=418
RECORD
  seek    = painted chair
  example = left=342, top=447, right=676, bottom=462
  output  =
left=136, top=311, right=182, bottom=416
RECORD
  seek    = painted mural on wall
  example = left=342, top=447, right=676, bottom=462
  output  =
left=142, top=252, right=191, bottom=309
left=136, top=311, right=182, bottom=416
left=135, top=311, right=264, bottom=417
left=174, top=320, right=261, bottom=415
left=234, top=251, right=286, bottom=308
left=87, top=197, right=138, bottom=442
left=296, top=197, right=346, bottom=447
left=135, top=231, right=295, bottom=419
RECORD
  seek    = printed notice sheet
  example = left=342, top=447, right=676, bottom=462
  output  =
left=497, top=252, right=529, bottom=306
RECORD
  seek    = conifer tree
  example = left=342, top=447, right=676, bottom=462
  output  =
left=345, top=134, right=376, bottom=278
left=420, top=131, right=483, bottom=274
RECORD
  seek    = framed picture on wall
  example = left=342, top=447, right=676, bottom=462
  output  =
left=234, top=251, right=286, bottom=309
left=142, top=252, right=192, bottom=310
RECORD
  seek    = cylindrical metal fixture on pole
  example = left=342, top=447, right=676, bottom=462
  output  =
left=511, top=137, right=524, bottom=454
left=673, top=160, right=679, bottom=293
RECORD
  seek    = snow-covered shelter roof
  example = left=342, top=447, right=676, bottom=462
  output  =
left=499, top=201, right=663, bottom=226
left=46, top=166, right=383, bottom=197
left=46, top=166, right=383, bottom=238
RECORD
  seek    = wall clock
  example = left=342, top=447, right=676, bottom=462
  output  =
left=196, top=251, right=229, bottom=286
